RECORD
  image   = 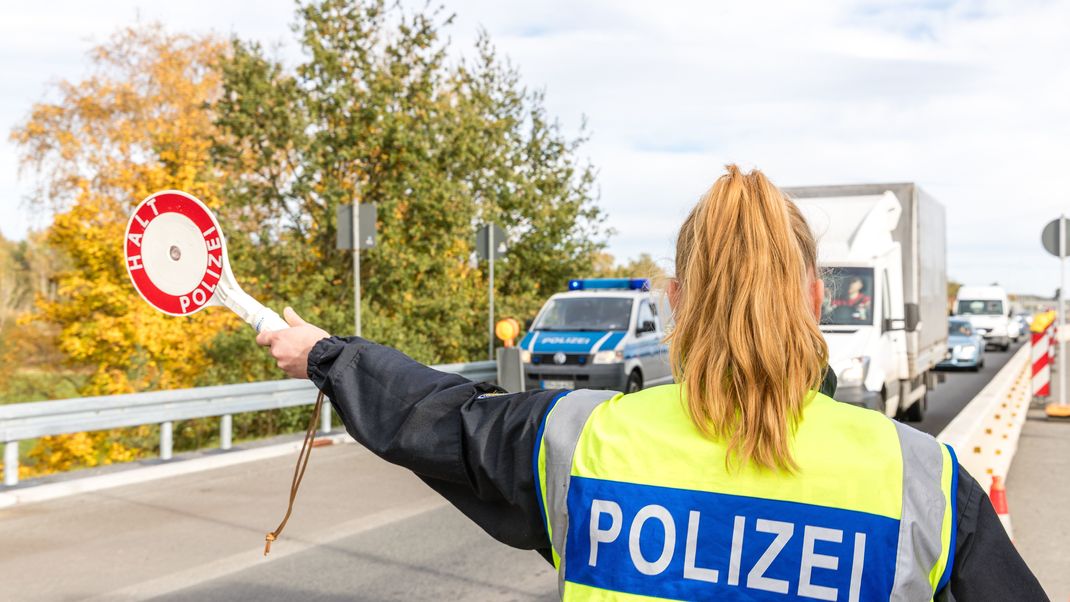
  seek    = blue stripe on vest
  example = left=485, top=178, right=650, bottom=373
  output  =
left=937, top=443, right=959, bottom=593
left=565, top=476, right=898, bottom=601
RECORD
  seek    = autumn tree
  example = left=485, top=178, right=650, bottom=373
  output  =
left=11, top=26, right=235, bottom=395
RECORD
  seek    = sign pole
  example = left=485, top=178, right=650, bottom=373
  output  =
left=1061, top=214, right=1066, bottom=406
left=352, top=198, right=362, bottom=338
left=488, top=226, right=495, bottom=361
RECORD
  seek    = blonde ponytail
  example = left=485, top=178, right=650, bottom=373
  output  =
left=667, top=165, right=828, bottom=471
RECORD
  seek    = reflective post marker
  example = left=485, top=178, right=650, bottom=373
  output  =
left=220, top=414, right=233, bottom=451
left=320, top=405, right=331, bottom=435
left=4, top=441, right=18, bottom=487
left=160, top=421, right=173, bottom=461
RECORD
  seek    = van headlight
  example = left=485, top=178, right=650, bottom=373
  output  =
left=593, top=350, right=624, bottom=364
left=520, top=350, right=532, bottom=363
left=838, top=357, right=869, bottom=387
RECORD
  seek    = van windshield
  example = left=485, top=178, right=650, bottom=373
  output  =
left=957, top=299, right=1004, bottom=316
left=820, top=267, right=875, bottom=326
left=533, top=297, right=633, bottom=331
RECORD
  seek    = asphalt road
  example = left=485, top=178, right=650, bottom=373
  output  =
left=154, top=505, right=556, bottom=602
left=916, top=339, right=1026, bottom=436
left=0, top=346, right=1025, bottom=601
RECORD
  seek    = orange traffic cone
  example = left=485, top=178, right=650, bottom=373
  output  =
left=989, top=475, right=1014, bottom=541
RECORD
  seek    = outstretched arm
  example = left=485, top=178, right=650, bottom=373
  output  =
left=257, top=310, right=559, bottom=558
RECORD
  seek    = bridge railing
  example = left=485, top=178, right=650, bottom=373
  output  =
left=0, top=360, right=498, bottom=487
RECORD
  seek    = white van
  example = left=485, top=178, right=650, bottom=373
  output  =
left=954, top=285, right=1012, bottom=351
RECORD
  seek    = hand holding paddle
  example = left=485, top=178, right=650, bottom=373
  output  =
left=256, top=307, right=330, bottom=379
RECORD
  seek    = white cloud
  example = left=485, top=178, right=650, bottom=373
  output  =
left=2, top=0, right=1069, bottom=294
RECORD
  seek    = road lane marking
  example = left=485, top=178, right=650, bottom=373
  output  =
left=84, top=494, right=449, bottom=602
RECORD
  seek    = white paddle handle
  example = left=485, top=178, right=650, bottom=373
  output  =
left=214, top=284, right=290, bottom=333
left=251, top=307, right=290, bottom=333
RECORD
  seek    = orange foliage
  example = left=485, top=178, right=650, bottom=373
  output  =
left=11, top=25, right=240, bottom=396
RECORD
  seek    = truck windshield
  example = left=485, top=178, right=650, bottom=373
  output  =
left=956, top=300, right=1004, bottom=316
left=533, top=297, right=633, bottom=331
left=820, top=267, right=875, bottom=326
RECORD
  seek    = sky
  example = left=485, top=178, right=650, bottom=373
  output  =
left=2, top=0, right=1069, bottom=296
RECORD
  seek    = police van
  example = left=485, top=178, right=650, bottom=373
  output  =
left=519, top=278, right=672, bottom=393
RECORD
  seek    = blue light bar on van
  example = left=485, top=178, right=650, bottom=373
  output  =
left=568, top=278, right=650, bottom=291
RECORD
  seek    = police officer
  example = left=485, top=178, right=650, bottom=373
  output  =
left=258, top=165, right=1044, bottom=600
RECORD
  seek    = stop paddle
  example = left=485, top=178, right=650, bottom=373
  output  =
left=123, top=190, right=288, bottom=332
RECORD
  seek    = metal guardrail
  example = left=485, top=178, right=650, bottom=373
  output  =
left=0, top=360, right=498, bottom=487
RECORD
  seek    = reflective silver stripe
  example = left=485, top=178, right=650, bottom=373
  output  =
left=541, top=388, right=618, bottom=595
left=890, top=420, right=948, bottom=601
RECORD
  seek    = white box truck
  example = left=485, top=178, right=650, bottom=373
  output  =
left=784, top=183, right=948, bottom=421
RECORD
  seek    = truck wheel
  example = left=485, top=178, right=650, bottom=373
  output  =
left=901, top=390, right=927, bottom=422
left=626, top=370, right=643, bottom=394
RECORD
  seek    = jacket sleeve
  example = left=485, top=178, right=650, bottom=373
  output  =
left=945, top=466, right=1047, bottom=600
left=307, top=336, right=559, bottom=560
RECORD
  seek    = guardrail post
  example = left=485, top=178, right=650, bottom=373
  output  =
left=3, top=441, right=18, bottom=487
left=220, top=414, right=233, bottom=451
left=160, top=421, right=173, bottom=461
left=496, top=347, right=526, bottom=393
left=319, top=405, right=331, bottom=435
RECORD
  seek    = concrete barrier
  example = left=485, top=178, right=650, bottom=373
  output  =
left=939, top=343, right=1031, bottom=487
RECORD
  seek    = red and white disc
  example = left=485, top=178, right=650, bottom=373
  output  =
left=124, top=191, right=225, bottom=316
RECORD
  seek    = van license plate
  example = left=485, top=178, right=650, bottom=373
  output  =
left=542, top=380, right=574, bottom=389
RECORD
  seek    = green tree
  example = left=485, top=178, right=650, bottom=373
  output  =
left=212, top=0, right=607, bottom=368
left=594, top=252, right=670, bottom=283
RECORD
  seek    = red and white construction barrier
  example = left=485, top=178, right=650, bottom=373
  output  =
left=1049, top=323, right=1056, bottom=365
left=1032, top=326, right=1052, bottom=398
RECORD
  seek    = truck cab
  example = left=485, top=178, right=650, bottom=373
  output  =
left=519, top=278, right=673, bottom=393
left=954, top=285, right=1012, bottom=351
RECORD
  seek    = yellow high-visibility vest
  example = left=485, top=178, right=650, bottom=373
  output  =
left=535, top=384, right=957, bottom=601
